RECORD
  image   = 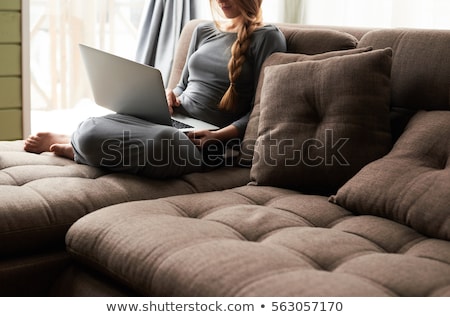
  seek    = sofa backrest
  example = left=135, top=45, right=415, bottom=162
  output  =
left=170, top=20, right=450, bottom=110
left=358, top=29, right=450, bottom=112
left=167, top=19, right=365, bottom=89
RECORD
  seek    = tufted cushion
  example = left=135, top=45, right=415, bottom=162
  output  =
left=249, top=49, right=393, bottom=193
left=0, top=141, right=250, bottom=255
left=239, top=47, right=373, bottom=164
left=330, top=111, right=450, bottom=240
left=66, top=186, right=450, bottom=296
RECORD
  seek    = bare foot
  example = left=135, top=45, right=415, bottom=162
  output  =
left=24, top=132, right=71, bottom=154
left=50, top=143, right=75, bottom=160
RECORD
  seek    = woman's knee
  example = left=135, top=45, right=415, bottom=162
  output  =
left=71, top=117, right=115, bottom=165
left=71, top=117, right=204, bottom=177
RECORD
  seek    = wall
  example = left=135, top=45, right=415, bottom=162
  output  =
left=0, top=0, right=22, bottom=140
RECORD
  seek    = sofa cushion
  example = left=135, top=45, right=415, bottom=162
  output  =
left=249, top=48, right=393, bottom=194
left=358, top=29, right=450, bottom=111
left=66, top=185, right=450, bottom=296
left=0, top=141, right=250, bottom=255
left=330, top=111, right=450, bottom=241
left=279, top=26, right=358, bottom=55
left=240, top=47, right=373, bottom=164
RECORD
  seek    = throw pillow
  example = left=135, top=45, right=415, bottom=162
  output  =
left=250, top=48, right=393, bottom=194
left=330, top=111, right=450, bottom=241
left=239, top=47, right=373, bottom=165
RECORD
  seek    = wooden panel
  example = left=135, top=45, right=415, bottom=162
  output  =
left=0, top=44, right=21, bottom=75
left=0, top=77, right=21, bottom=109
left=0, top=0, right=21, bottom=11
left=0, top=109, right=22, bottom=140
left=0, top=1, right=22, bottom=140
left=0, top=12, right=21, bottom=43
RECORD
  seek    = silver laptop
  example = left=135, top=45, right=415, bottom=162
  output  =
left=78, top=44, right=219, bottom=132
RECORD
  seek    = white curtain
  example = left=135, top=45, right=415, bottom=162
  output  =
left=262, top=0, right=302, bottom=23
left=283, top=0, right=305, bottom=24
left=300, top=0, right=450, bottom=29
left=262, top=0, right=450, bottom=29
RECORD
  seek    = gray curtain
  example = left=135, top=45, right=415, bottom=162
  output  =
left=135, top=0, right=199, bottom=86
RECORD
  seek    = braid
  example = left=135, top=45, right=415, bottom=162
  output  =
left=219, top=23, right=255, bottom=112
left=218, top=1, right=262, bottom=112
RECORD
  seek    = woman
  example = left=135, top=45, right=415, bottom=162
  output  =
left=24, top=0, right=287, bottom=178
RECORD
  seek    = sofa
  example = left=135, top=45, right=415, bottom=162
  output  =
left=0, top=19, right=449, bottom=297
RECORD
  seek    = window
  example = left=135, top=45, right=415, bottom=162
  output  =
left=30, top=0, right=147, bottom=134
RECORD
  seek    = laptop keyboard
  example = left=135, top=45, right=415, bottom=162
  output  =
left=171, top=118, right=194, bottom=130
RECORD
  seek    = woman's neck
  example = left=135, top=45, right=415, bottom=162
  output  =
left=221, top=17, right=245, bottom=32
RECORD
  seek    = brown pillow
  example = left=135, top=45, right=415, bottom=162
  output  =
left=250, top=48, right=393, bottom=194
left=239, top=47, right=373, bottom=165
left=330, top=111, right=450, bottom=240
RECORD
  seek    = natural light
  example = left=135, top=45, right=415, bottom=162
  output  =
left=29, top=0, right=450, bottom=135
left=29, top=0, right=147, bottom=134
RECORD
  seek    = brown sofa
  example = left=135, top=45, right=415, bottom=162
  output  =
left=0, top=20, right=449, bottom=296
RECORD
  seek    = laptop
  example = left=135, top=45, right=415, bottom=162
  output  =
left=78, top=44, right=219, bottom=132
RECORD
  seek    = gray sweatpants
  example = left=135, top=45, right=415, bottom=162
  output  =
left=71, top=114, right=204, bottom=179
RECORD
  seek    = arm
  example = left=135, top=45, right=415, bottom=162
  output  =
left=167, top=24, right=206, bottom=114
left=172, top=24, right=205, bottom=97
left=165, top=89, right=180, bottom=115
left=187, top=125, right=240, bottom=148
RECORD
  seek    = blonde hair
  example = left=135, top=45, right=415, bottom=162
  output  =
left=210, top=0, right=263, bottom=112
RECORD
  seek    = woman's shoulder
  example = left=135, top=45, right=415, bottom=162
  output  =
left=190, top=21, right=222, bottom=45
left=252, top=24, right=286, bottom=46
left=254, top=24, right=284, bottom=37
left=258, top=24, right=281, bottom=31
left=194, top=21, right=217, bottom=36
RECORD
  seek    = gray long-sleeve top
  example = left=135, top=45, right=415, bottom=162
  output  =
left=173, top=22, right=287, bottom=137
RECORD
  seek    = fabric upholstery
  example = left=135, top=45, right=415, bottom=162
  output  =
left=240, top=47, right=373, bottom=164
left=275, top=22, right=372, bottom=41
left=0, top=251, right=70, bottom=296
left=250, top=49, right=393, bottom=193
left=66, top=186, right=450, bottom=297
left=50, top=265, right=135, bottom=297
left=358, top=29, right=450, bottom=111
left=0, top=141, right=249, bottom=255
left=278, top=26, right=358, bottom=54
left=330, top=111, right=450, bottom=241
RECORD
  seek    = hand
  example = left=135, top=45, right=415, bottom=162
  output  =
left=188, top=125, right=240, bottom=149
left=165, top=89, right=180, bottom=115
left=187, top=130, right=219, bottom=148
